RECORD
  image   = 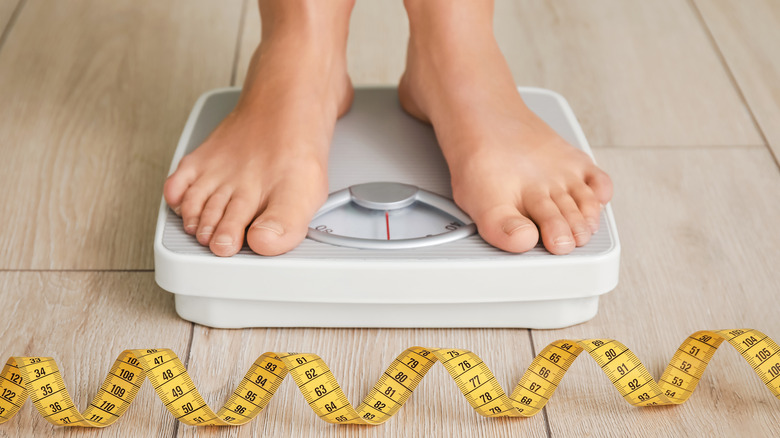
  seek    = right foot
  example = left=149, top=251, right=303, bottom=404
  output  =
left=163, top=3, right=354, bottom=256
left=398, top=0, right=613, bottom=255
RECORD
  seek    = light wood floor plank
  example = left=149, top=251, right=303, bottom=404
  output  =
left=695, top=0, right=780, bottom=161
left=0, top=272, right=192, bottom=436
left=494, top=0, right=763, bottom=147
left=235, top=0, right=761, bottom=148
left=0, top=0, right=21, bottom=38
left=0, top=0, right=243, bottom=270
left=177, top=327, right=547, bottom=437
left=347, top=0, right=409, bottom=86
left=233, top=0, right=256, bottom=87
left=533, top=147, right=780, bottom=436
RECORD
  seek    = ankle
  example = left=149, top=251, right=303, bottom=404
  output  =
left=403, top=0, right=504, bottom=87
left=259, top=0, right=355, bottom=47
left=404, top=0, right=494, bottom=46
left=239, top=45, right=353, bottom=120
left=401, top=1, right=520, bottom=120
left=238, top=23, right=353, bottom=117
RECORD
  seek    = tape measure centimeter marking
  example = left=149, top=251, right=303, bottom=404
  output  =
left=0, top=328, right=777, bottom=428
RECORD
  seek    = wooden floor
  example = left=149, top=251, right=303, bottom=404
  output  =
left=1, top=0, right=778, bottom=436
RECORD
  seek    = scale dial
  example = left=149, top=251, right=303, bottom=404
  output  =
left=307, top=182, right=477, bottom=249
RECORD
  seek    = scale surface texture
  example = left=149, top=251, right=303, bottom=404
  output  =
left=154, top=87, right=620, bottom=328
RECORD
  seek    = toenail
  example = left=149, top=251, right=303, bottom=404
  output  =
left=252, top=220, right=284, bottom=236
left=503, top=219, right=532, bottom=235
left=197, top=226, right=214, bottom=236
left=214, top=235, right=233, bottom=246
left=586, top=218, right=599, bottom=232
left=172, top=205, right=181, bottom=215
left=553, top=236, right=574, bottom=246
left=184, top=222, right=198, bottom=232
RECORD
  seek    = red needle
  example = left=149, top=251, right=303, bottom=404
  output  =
left=385, top=211, right=390, bottom=240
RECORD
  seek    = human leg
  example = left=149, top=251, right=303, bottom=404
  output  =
left=399, top=0, right=612, bottom=254
left=164, top=0, right=355, bottom=256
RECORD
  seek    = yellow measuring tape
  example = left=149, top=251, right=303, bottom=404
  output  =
left=1, top=328, right=778, bottom=427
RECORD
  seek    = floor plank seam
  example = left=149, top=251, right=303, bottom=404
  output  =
left=230, top=0, right=250, bottom=87
left=0, top=0, right=25, bottom=57
left=0, top=269, right=155, bottom=273
left=527, top=329, right=553, bottom=438
left=591, top=144, right=766, bottom=150
left=687, top=0, right=779, bottom=168
left=171, top=323, right=196, bottom=437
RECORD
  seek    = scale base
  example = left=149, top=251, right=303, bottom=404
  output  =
left=175, top=295, right=599, bottom=329
left=156, top=87, right=620, bottom=329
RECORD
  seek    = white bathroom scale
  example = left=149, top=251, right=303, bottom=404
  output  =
left=154, top=87, right=620, bottom=329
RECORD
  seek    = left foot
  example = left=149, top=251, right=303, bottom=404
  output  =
left=399, top=0, right=613, bottom=254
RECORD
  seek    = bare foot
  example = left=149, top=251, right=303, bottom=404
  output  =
left=163, top=0, right=354, bottom=256
left=400, top=0, right=613, bottom=254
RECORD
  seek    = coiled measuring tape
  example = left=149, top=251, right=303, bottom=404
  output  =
left=0, top=328, right=777, bottom=427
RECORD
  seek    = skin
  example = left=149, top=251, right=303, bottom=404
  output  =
left=164, top=0, right=354, bottom=256
left=164, top=0, right=613, bottom=257
left=399, top=0, right=612, bottom=254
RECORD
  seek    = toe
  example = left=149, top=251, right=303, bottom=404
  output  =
left=571, top=184, right=602, bottom=233
left=196, top=188, right=232, bottom=246
left=209, top=192, right=260, bottom=257
left=525, top=193, right=576, bottom=255
left=585, top=167, right=613, bottom=205
left=163, top=159, right=199, bottom=215
left=246, top=184, right=325, bottom=256
left=552, top=192, right=591, bottom=247
left=180, top=181, right=214, bottom=235
left=470, top=204, right=539, bottom=253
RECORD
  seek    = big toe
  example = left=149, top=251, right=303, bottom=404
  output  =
left=246, top=186, right=324, bottom=256
left=246, top=213, right=310, bottom=257
left=472, top=205, right=540, bottom=253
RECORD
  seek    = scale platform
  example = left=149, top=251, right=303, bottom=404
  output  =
left=154, top=87, right=620, bottom=329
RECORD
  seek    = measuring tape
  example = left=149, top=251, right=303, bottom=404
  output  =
left=0, top=328, right=777, bottom=427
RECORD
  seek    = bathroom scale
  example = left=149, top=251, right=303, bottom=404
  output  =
left=154, top=87, right=620, bottom=329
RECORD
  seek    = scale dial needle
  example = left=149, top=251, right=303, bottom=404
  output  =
left=385, top=211, right=390, bottom=240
